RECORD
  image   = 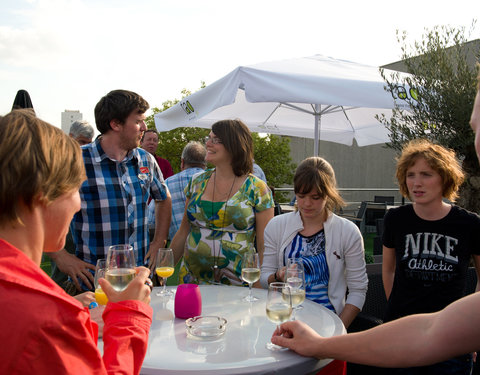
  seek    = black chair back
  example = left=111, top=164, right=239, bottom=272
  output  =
left=374, top=195, right=394, bottom=205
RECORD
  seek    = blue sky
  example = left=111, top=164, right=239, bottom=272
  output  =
left=0, top=0, right=478, bottom=128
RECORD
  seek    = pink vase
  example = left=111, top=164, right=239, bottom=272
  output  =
left=174, top=284, right=202, bottom=319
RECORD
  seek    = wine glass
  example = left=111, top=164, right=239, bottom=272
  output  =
left=241, top=252, right=260, bottom=302
left=286, top=257, right=305, bottom=273
left=105, top=245, right=136, bottom=292
left=285, top=267, right=305, bottom=320
left=286, top=258, right=306, bottom=311
left=94, top=259, right=108, bottom=305
left=155, top=248, right=174, bottom=296
left=265, top=282, right=292, bottom=350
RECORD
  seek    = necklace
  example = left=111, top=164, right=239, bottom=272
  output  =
left=211, top=170, right=236, bottom=279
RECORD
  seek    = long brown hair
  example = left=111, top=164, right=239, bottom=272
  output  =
left=211, top=119, right=253, bottom=176
left=294, top=157, right=345, bottom=214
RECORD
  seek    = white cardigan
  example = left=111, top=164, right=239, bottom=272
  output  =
left=260, top=211, right=368, bottom=314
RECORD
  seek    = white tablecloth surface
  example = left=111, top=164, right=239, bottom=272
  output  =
left=100, top=284, right=346, bottom=374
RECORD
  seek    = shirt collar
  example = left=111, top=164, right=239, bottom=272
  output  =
left=92, top=137, right=136, bottom=164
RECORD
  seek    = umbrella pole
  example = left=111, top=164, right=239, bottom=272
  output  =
left=314, top=104, right=320, bottom=156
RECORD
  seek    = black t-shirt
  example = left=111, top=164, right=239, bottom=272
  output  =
left=383, top=204, right=480, bottom=322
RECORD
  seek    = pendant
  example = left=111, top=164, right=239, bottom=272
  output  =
left=213, top=264, right=221, bottom=284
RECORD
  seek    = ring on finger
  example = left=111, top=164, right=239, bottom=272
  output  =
left=145, top=278, right=153, bottom=291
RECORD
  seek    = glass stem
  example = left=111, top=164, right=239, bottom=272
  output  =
left=248, top=283, right=252, bottom=297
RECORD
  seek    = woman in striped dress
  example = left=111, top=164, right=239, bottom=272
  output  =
left=260, top=157, right=367, bottom=329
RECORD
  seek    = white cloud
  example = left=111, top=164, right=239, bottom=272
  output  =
left=0, top=0, right=478, bottom=126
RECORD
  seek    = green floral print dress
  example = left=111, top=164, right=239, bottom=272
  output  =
left=179, top=169, right=274, bottom=285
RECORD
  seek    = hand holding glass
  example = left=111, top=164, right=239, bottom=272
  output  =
left=266, top=282, right=292, bottom=350
left=94, top=259, right=108, bottom=305
left=155, top=248, right=174, bottom=296
left=241, top=252, right=260, bottom=302
left=106, top=245, right=136, bottom=292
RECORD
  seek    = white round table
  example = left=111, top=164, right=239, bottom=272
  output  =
left=128, top=284, right=346, bottom=374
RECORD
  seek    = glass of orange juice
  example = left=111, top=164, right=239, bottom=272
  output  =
left=94, top=259, right=108, bottom=305
left=155, top=248, right=174, bottom=296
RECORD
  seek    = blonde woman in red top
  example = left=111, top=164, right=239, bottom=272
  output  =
left=0, top=110, right=153, bottom=375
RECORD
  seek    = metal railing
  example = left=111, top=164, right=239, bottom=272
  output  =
left=274, top=187, right=400, bottom=192
left=273, top=187, right=405, bottom=206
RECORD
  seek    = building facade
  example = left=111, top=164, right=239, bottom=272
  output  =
left=61, top=110, right=82, bottom=134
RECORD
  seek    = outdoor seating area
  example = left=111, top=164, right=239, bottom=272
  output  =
left=339, top=198, right=395, bottom=236
left=3, top=2, right=479, bottom=373
left=373, top=195, right=395, bottom=205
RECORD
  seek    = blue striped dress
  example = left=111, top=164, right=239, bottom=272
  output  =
left=284, top=229, right=335, bottom=312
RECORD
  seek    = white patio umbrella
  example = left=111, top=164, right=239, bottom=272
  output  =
left=154, top=55, right=410, bottom=155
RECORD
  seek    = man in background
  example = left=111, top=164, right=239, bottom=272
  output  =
left=165, top=141, right=206, bottom=240
left=69, top=120, right=94, bottom=145
left=50, top=90, right=171, bottom=292
left=141, top=129, right=174, bottom=179
left=252, top=160, right=267, bottom=183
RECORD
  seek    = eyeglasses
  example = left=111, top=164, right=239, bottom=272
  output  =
left=204, top=136, right=222, bottom=144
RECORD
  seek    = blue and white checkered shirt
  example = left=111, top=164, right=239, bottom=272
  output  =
left=165, top=167, right=204, bottom=240
left=253, top=163, right=267, bottom=183
left=71, top=138, right=167, bottom=266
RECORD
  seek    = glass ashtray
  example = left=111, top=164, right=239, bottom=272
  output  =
left=185, top=316, right=227, bottom=340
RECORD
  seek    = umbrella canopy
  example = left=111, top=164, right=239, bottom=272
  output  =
left=155, top=55, right=410, bottom=155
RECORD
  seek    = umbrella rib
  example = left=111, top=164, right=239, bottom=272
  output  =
left=341, top=106, right=355, bottom=132
left=321, top=105, right=360, bottom=114
left=280, top=102, right=316, bottom=115
left=262, top=103, right=283, bottom=125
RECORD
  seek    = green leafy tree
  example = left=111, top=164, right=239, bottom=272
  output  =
left=252, top=133, right=295, bottom=200
left=145, top=85, right=296, bottom=196
left=378, top=22, right=480, bottom=212
left=145, top=85, right=209, bottom=173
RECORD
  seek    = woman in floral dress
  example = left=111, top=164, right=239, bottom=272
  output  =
left=171, top=119, right=274, bottom=285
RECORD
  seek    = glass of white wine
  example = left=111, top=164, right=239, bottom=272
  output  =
left=286, top=258, right=306, bottom=308
left=155, top=248, right=174, bottom=296
left=105, top=245, right=136, bottom=292
left=241, top=252, right=260, bottom=302
left=94, top=259, right=108, bottom=305
left=266, top=282, right=292, bottom=350
left=285, top=267, right=306, bottom=320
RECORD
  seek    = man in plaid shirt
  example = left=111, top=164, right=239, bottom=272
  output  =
left=50, top=90, right=171, bottom=291
left=164, top=141, right=206, bottom=240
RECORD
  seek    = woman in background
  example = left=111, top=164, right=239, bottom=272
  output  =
left=171, top=119, right=274, bottom=285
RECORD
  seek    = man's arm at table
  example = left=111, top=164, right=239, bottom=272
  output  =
left=145, top=193, right=172, bottom=272
left=271, top=292, right=480, bottom=368
left=48, top=249, right=95, bottom=290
